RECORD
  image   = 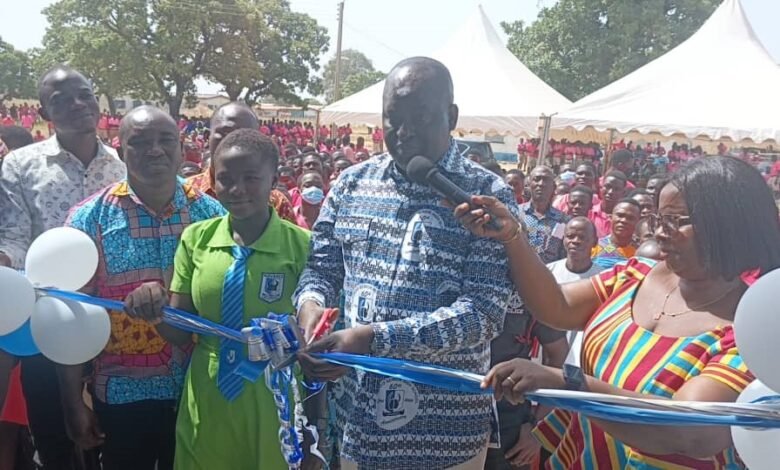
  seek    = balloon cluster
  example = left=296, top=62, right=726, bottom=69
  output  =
left=0, top=227, right=111, bottom=365
left=732, top=269, right=780, bottom=470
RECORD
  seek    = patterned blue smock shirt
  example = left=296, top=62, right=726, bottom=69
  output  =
left=294, top=141, right=518, bottom=469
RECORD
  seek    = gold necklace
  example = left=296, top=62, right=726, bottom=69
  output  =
left=654, top=284, right=738, bottom=320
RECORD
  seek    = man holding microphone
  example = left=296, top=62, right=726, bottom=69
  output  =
left=295, top=57, right=518, bottom=469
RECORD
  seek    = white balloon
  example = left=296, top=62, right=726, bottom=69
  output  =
left=0, top=267, right=36, bottom=335
left=25, top=227, right=98, bottom=291
left=30, top=296, right=111, bottom=365
left=734, top=268, right=780, bottom=393
left=731, top=380, right=780, bottom=470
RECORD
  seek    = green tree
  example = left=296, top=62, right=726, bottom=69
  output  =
left=0, top=38, right=36, bottom=102
left=322, top=49, right=383, bottom=103
left=203, top=0, right=329, bottom=105
left=503, top=0, right=720, bottom=101
left=42, top=0, right=328, bottom=115
left=341, top=70, right=385, bottom=100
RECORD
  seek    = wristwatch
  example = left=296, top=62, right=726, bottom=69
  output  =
left=563, top=364, right=585, bottom=391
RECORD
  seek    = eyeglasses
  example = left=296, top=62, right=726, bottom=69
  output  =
left=647, top=214, right=692, bottom=234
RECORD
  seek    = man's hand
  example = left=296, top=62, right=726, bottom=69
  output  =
left=0, top=252, right=12, bottom=268
left=63, top=403, right=105, bottom=449
left=298, top=300, right=327, bottom=343
left=124, top=282, right=168, bottom=323
left=505, top=423, right=540, bottom=468
left=298, top=326, right=374, bottom=382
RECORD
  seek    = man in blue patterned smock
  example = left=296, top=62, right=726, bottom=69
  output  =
left=295, top=57, right=517, bottom=470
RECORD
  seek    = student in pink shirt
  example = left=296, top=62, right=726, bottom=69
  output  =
left=341, top=135, right=355, bottom=162
left=20, top=114, right=35, bottom=130
left=590, top=170, right=629, bottom=237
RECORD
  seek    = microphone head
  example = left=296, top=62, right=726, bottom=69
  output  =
left=406, top=156, right=436, bottom=185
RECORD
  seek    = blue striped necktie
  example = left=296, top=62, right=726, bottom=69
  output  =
left=217, top=245, right=252, bottom=401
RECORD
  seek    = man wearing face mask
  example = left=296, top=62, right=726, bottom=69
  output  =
left=295, top=57, right=517, bottom=469
left=294, top=171, right=326, bottom=229
left=59, top=107, right=224, bottom=470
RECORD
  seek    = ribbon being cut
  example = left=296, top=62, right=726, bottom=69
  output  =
left=4, top=227, right=780, bottom=469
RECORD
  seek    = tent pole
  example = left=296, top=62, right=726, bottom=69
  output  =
left=537, top=114, right=553, bottom=169
left=603, top=129, right=616, bottom=175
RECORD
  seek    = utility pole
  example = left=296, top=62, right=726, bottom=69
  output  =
left=333, top=1, right=345, bottom=102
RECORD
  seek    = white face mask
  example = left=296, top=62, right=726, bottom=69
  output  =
left=301, top=186, right=325, bottom=205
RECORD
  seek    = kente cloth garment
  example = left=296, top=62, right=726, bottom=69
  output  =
left=591, top=235, right=637, bottom=270
left=533, top=258, right=754, bottom=469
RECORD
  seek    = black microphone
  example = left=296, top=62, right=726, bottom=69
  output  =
left=406, top=156, right=503, bottom=232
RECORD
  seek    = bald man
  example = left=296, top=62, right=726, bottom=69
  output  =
left=0, top=65, right=126, bottom=469
left=295, top=57, right=517, bottom=469
left=187, top=102, right=298, bottom=224
left=60, top=106, right=224, bottom=470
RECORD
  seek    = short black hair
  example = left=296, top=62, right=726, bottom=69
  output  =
left=481, top=160, right=503, bottom=176
left=297, top=170, right=324, bottom=187
left=576, top=162, right=597, bottom=173
left=604, top=170, right=628, bottom=185
left=647, top=173, right=668, bottom=184
left=567, top=216, right=598, bottom=240
left=37, top=64, right=88, bottom=102
left=615, top=197, right=641, bottom=210
left=569, top=185, right=594, bottom=198
left=663, top=156, right=780, bottom=280
left=506, top=169, right=525, bottom=178
left=213, top=128, right=279, bottom=170
left=278, top=165, right=295, bottom=175
left=611, top=149, right=633, bottom=167
left=627, top=188, right=650, bottom=198
left=0, top=125, right=34, bottom=151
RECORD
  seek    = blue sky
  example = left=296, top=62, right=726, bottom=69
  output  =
left=3, top=0, right=779, bottom=91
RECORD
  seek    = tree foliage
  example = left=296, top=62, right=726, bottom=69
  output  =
left=502, top=0, right=720, bottom=101
left=322, top=49, right=383, bottom=103
left=0, top=38, right=36, bottom=102
left=42, top=0, right=329, bottom=115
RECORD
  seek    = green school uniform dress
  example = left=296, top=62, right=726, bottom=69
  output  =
left=170, top=210, right=311, bottom=470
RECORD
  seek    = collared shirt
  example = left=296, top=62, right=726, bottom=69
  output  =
left=519, top=201, right=569, bottom=264
left=186, top=170, right=298, bottom=226
left=591, top=235, right=637, bottom=270
left=65, top=180, right=225, bottom=405
left=589, top=203, right=612, bottom=238
left=169, top=212, right=310, bottom=469
left=294, top=141, right=517, bottom=469
left=0, top=136, right=126, bottom=267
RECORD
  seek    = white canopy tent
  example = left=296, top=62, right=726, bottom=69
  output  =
left=552, top=0, right=780, bottom=144
left=321, top=6, right=572, bottom=136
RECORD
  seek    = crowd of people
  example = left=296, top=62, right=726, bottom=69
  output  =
left=0, top=57, right=778, bottom=470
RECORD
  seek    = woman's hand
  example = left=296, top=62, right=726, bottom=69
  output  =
left=452, top=195, right=520, bottom=242
left=481, top=358, right=565, bottom=404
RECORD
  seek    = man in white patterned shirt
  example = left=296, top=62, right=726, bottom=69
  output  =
left=295, top=57, right=517, bottom=469
left=0, top=65, right=125, bottom=469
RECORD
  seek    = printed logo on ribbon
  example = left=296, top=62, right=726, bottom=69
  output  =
left=376, top=379, right=420, bottom=430
left=349, top=284, right=377, bottom=326
left=259, top=273, right=285, bottom=303
left=401, top=209, right=444, bottom=262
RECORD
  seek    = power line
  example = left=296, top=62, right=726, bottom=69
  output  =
left=343, top=22, right=407, bottom=58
